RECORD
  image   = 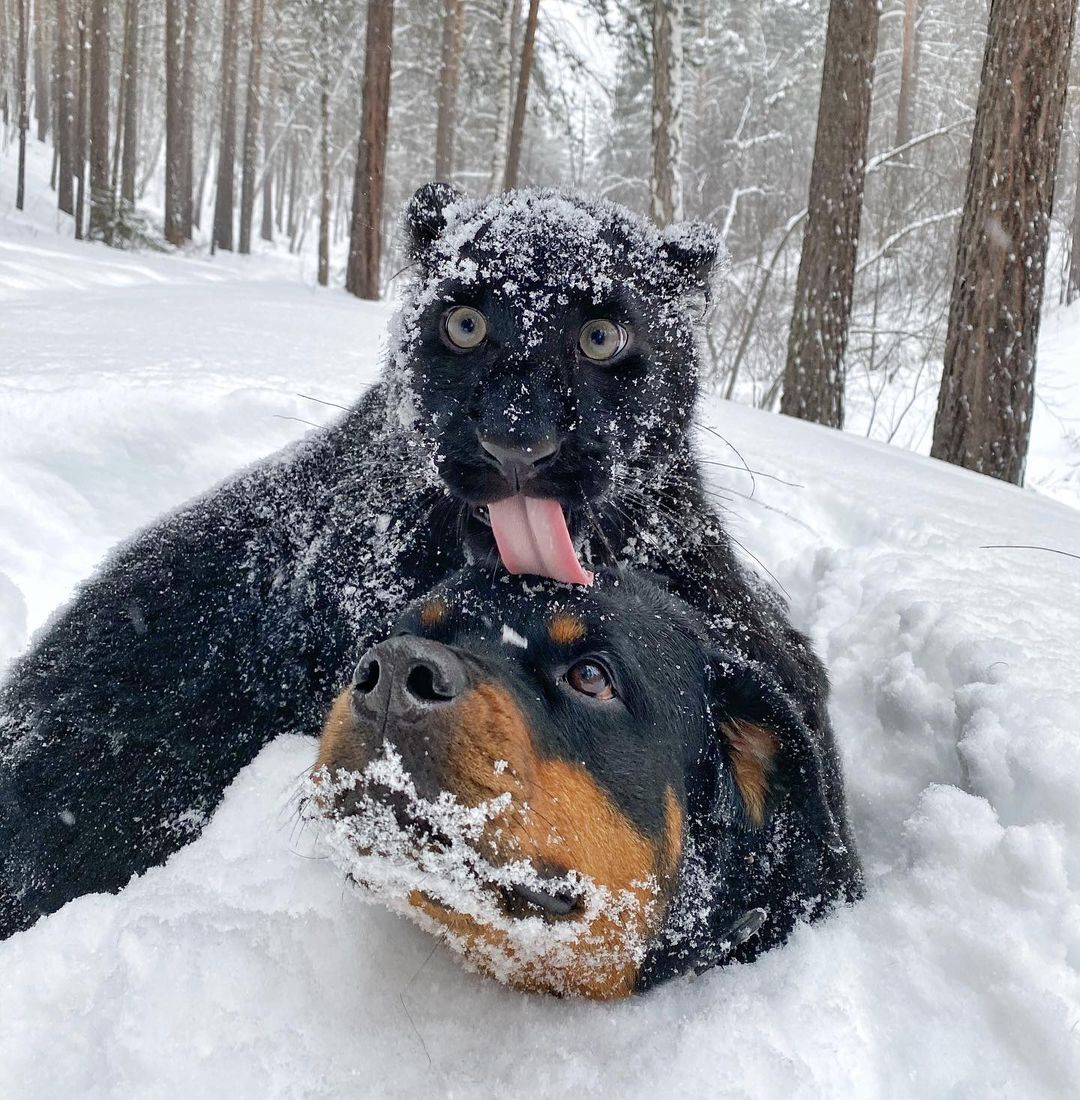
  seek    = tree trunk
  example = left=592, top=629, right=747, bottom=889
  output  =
left=120, top=0, right=138, bottom=206
left=163, top=0, right=185, bottom=244
left=179, top=0, right=197, bottom=237
left=318, top=72, right=330, bottom=287
left=779, top=0, right=881, bottom=429
left=194, top=101, right=216, bottom=230
left=503, top=0, right=539, bottom=190
left=895, top=0, right=918, bottom=151
left=486, top=0, right=515, bottom=193
left=74, top=0, right=89, bottom=239
left=213, top=0, right=241, bottom=252
left=260, top=77, right=274, bottom=241
left=650, top=0, right=684, bottom=226
left=0, top=0, right=9, bottom=130
left=238, top=0, right=264, bottom=255
left=345, top=0, right=394, bottom=300
left=434, top=0, right=463, bottom=181
left=56, top=0, right=76, bottom=214
left=1068, top=112, right=1080, bottom=305
left=15, top=0, right=28, bottom=210
left=930, top=0, right=1078, bottom=485
left=32, top=0, right=48, bottom=141
left=87, top=0, right=110, bottom=241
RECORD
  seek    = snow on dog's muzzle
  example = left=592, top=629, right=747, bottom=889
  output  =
left=307, top=673, right=684, bottom=998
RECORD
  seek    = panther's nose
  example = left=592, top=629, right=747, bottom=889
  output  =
left=352, top=636, right=469, bottom=720
left=479, top=436, right=561, bottom=490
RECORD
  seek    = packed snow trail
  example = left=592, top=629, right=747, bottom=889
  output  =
left=2, top=161, right=1080, bottom=1096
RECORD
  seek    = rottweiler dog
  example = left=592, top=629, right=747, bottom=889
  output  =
left=311, top=567, right=861, bottom=999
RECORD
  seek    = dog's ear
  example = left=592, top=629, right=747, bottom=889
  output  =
left=404, top=182, right=464, bottom=266
left=659, top=222, right=729, bottom=299
left=706, top=655, right=842, bottom=846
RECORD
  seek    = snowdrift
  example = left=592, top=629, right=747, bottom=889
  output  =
left=2, top=153, right=1079, bottom=1097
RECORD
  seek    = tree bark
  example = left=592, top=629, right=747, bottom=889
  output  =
left=32, top=0, right=48, bottom=141
left=260, top=77, right=274, bottom=242
left=213, top=0, right=241, bottom=252
left=120, top=0, right=138, bottom=207
left=486, top=0, right=515, bottom=193
left=87, top=0, right=110, bottom=240
left=238, top=0, right=265, bottom=255
left=930, top=0, right=1078, bottom=485
left=163, top=0, right=185, bottom=244
left=345, top=0, right=394, bottom=300
left=650, top=0, right=684, bottom=226
left=15, top=0, right=28, bottom=210
left=179, top=0, right=197, bottom=236
left=74, top=0, right=89, bottom=238
left=895, top=0, right=918, bottom=151
left=503, top=0, right=539, bottom=190
left=1068, top=109, right=1080, bottom=305
left=0, top=0, right=9, bottom=130
left=779, top=0, right=881, bottom=429
left=318, top=71, right=330, bottom=287
left=434, top=0, right=464, bottom=181
left=56, top=0, right=76, bottom=214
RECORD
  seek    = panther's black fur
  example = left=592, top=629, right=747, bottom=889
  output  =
left=0, top=185, right=829, bottom=937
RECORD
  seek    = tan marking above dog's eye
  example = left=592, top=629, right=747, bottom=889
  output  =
left=549, top=612, right=587, bottom=645
left=418, top=598, right=448, bottom=627
left=566, top=659, right=614, bottom=701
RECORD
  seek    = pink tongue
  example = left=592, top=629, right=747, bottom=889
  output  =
left=486, top=496, right=594, bottom=586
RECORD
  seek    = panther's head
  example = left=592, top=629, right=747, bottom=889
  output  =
left=391, top=184, right=726, bottom=583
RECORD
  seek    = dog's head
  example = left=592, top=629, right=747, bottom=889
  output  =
left=391, top=184, right=726, bottom=565
left=311, top=567, right=856, bottom=998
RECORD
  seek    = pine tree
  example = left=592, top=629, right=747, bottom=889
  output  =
left=780, top=0, right=881, bottom=428
left=930, top=0, right=1078, bottom=484
left=239, top=0, right=265, bottom=255
left=15, top=0, right=28, bottom=211
left=164, top=0, right=186, bottom=244
left=213, top=0, right=241, bottom=252
left=345, top=0, right=394, bottom=300
left=86, top=0, right=111, bottom=240
left=650, top=0, right=683, bottom=226
left=55, top=0, right=76, bottom=215
left=434, top=0, right=464, bottom=181
left=1069, top=113, right=1080, bottom=305
left=503, top=0, right=539, bottom=190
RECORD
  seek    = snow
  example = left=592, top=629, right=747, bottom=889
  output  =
left=3, top=145, right=1080, bottom=1096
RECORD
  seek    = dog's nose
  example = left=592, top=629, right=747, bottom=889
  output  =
left=352, top=636, right=468, bottom=719
left=479, top=436, right=560, bottom=489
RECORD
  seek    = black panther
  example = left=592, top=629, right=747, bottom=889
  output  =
left=311, top=566, right=861, bottom=998
left=0, top=184, right=828, bottom=937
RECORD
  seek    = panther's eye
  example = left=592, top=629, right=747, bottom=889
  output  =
left=443, top=306, right=488, bottom=350
left=566, top=659, right=615, bottom=701
left=578, top=319, right=628, bottom=362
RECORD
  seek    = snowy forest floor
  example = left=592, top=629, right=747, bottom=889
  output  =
left=2, top=144, right=1080, bottom=1097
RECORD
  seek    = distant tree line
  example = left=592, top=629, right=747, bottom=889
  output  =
left=1, top=0, right=1078, bottom=486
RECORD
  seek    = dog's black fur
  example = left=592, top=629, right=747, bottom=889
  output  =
left=0, top=185, right=829, bottom=938
left=316, top=566, right=861, bottom=995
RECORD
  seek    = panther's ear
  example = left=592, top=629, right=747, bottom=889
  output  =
left=404, top=182, right=464, bottom=265
left=707, top=656, right=841, bottom=845
left=660, top=222, right=729, bottom=299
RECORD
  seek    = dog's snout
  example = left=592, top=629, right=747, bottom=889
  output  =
left=478, top=435, right=561, bottom=490
left=352, top=636, right=468, bottom=718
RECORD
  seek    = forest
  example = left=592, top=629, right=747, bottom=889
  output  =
left=2, top=0, right=1079, bottom=483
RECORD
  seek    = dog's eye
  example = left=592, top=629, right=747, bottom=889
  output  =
left=578, top=319, right=627, bottom=362
left=566, top=659, right=615, bottom=700
left=443, top=306, right=488, bottom=350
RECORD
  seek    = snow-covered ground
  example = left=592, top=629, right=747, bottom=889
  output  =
left=2, top=144, right=1080, bottom=1097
